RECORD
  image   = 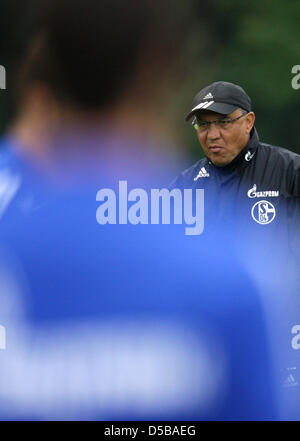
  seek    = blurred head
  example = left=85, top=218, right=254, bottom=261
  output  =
left=193, top=108, right=255, bottom=166
left=19, top=0, right=151, bottom=110
left=12, top=0, right=191, bottom=153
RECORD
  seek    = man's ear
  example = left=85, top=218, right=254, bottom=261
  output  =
left=245, top=111, right=255, bottom=134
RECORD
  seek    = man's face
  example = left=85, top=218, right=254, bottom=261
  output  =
left=195, top=108, right=255, bottom=167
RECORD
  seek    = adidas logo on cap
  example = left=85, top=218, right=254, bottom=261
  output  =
left=203, top=92, right=213, bottom=99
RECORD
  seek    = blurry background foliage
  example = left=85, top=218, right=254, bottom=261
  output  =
left=1, top=0, right=300, bottom=161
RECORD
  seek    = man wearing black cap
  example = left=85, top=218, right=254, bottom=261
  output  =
left=185, top=81, right=255, bottom=167
left=171, top=81, right=300, bottom=419
left=172, top=81, right=300, bottom=209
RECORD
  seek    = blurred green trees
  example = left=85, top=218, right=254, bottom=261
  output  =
left=174, top=0, right=300, bottom=158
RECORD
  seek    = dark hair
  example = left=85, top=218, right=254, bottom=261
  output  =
left=18, top=0, right=185, bottom=110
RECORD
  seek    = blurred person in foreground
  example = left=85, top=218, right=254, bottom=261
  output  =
left=0, top=0, right=279, bottom=420
left=171, top=81, right=300, bottom=419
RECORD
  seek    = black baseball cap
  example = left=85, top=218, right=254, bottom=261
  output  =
left=185, top=81, right=251, bottom=121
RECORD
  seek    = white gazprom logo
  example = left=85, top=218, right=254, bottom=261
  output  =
left=251, top=200, right=276, bottom=225
left=194, top=167, right=210, bottom=181
left=247, top=184, right=279, bottom=198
